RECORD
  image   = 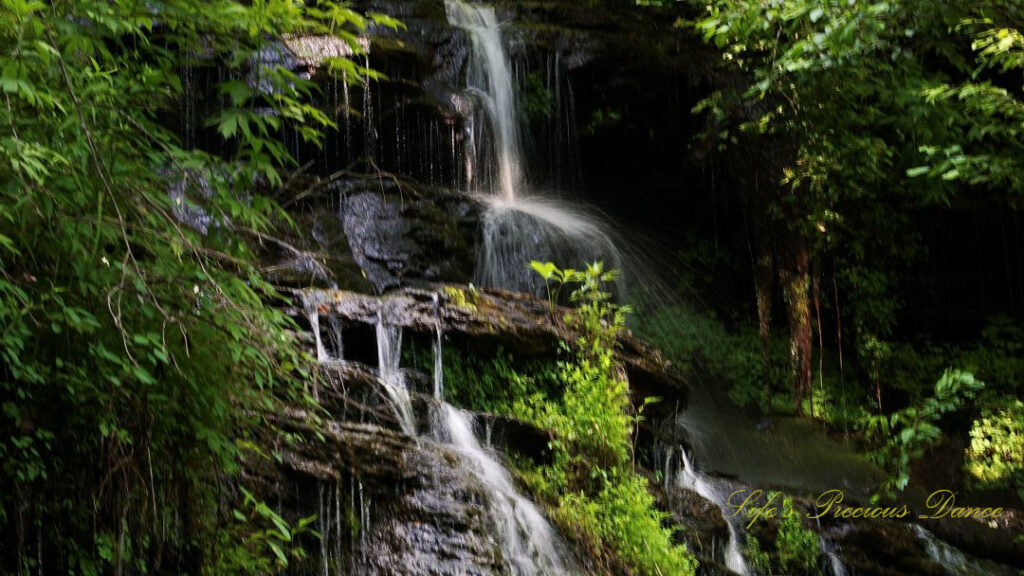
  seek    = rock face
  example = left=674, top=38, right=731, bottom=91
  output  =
left=335, top=179, right=480, bottom=292
left=241, top=284, right=692, bottom=575
left=244, top=363, right=556, bottom=576
left=287, top=285, right=688, bottom=412
left=259, top=175, right=481, bottom=292
left=248, top=395, right=510, bottom=575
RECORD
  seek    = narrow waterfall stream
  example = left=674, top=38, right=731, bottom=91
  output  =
left=911, top=525, right=1017, bottom=576
left=301, top=290, right=330, bottom=363
left=435, top=404, right=571, bottom=575
left=444, top=0, right=522, bottom=200
left=375, top=307, right=416, bottom=436
left=432, top=292, right=444, bottom=400
left=670, top=446, right=749, bottom=576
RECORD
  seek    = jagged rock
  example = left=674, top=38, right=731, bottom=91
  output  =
left=244, top=407, right=510, bottom=575
left=334, top=178, right=480, bottom=292
left=287, top=285, right=688, bottom=412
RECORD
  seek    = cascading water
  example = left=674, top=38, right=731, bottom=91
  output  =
left=445, top=0, right=622, bottom=295
left=376, top=306, right=416, bottom=436
left=444, top=0, right=522, bottom=200
left=299, top=293, right=577, bottom=569
left=435, top=404, right=571, bottom=575
left=910, top=525, right=1017, bottom=576
left=671, top=446, right=749, bottom=576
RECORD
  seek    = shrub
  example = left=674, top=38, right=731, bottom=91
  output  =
left=775, top=495, right=821, bottom=574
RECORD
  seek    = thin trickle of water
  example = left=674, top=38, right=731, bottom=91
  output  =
left=675, top=447, right=749, bottom=576
left=820, top=535, right=847, bottom=576
left=320, top=483, right=330, bottom=576
left=432, top=293, right=444, bottom=400
left=350, top=480, right=358, bottom=560
left=334, top=481, right=344, bottom=576
left=301, top=290, right=345, bottom=363
left=376, top=307, right=416, bottom=436
left=363, top=53, right=376, bottom=160
left=437, top=404, right=571, bottom=575
left=341, top=70, right=352, bottom=159
left=326, top=314, right=344, bottom=361
left=358, top=480, right=368, bottom=562
left=301, top=291, right=329, bottom=363
left=182, top=56, right=195, bottom=149
left=663, top=445, right=674, bottom=492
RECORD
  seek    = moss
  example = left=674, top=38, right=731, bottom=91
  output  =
left=443, top=285, right=478, bottom=312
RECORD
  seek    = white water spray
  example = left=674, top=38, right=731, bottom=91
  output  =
left=437, top=404, right=570, bottom=575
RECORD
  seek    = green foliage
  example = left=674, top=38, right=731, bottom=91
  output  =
left=568, top=470, right=697, bottom=576
left=638, top=300, right=770, bottom=409
left=744, top=534, right=771, bottom=576
left=582, top=107, right=623, bottom=136
left=442, top=285, right=479, bottom=312
left=476, top=262, right=696, bottom=576
left=774, top=494, right=821, bottom=575
left=520, top=70, right=554, bottom=121
left=690, top=0, right=1024, bottom=413
left=529, top=260, right=581, bottom=311
left=424, top=348, right=558, bottom=415
left=212, top=488, right=318, bottom=574
left=874, top=370, right=984, bottom=500
left=0, top=0, right=383, bottom=571
left=965, top=399, right=1024, bottom=502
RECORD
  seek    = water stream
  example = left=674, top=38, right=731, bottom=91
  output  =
left=670, top=445, right=749, bottom=575
left=434, top=404, right=571, bottom=575
left=432, top=292, right=444, bottom=400
left=304, top=291, right=572, bottom=573
left=445, top=0, right=622, bottom=295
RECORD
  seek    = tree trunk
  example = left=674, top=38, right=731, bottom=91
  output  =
left=779, top=242, right=813, bottom=416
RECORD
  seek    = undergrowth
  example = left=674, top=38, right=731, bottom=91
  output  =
left=434, top=262, right=698, bottom=576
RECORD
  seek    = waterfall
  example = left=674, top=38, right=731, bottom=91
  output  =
left=297, top=292, right=576, bottom=571
left=674, top=447, right=749, bottom=576
left=910, top=525, right=1010, bottom=576
left=376, top=307, right=416, bottom=436
left=436, top=404, right=570, bottom=575
left=445, top=0, right=623, bottom=295
left=444, top=0, right=523, bottom=199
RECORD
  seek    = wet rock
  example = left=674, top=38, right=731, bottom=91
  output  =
left=286, top=285, right=688, bottom=411
left=668, top=486, right=730, bottom=561
left=334, top=178, right=480, bottom=291
left=245, top=411, right=510, bottom=575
